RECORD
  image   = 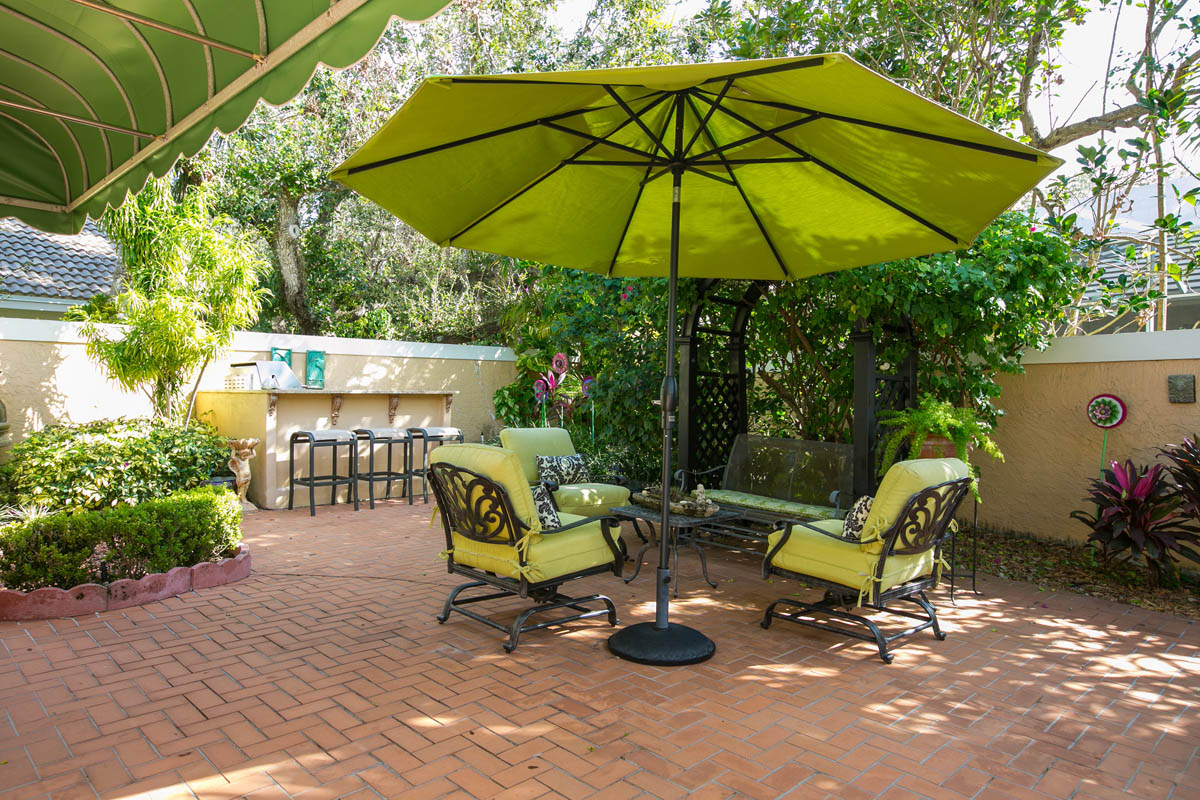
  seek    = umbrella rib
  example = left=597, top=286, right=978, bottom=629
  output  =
left=604, top=85, right=672, bottom=159
left=695, top=93, right=962, bottom=245
left=345, top=93, right=660, bottom=176
left=682, top=78, right=733, bottom=156
left=539, top=119, right=665, bottom=161
left=685, top=114, right=820, bottom=163
left=697, top=57, right=825, bottom=84
left=607, top=96, right=678, bottom=277
left=445, top=93, right=674, bottom=246
left=684, top=93, right=792, bottom=279
left=697, top=91, right=1040, bottom=162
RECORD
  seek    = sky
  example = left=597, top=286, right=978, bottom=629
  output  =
left=548, top=0, right=1198, bottom=232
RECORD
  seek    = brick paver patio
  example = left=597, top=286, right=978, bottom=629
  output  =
left=2, top=500, right=1198, bottom=799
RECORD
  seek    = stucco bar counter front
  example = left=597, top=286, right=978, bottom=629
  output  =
left=195, top=389, right=456, bottom=509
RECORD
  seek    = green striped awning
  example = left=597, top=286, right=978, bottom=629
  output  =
left=0, top=0, right=450, bottom=234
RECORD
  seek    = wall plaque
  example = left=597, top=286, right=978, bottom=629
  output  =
left=1168, top=374, right=1195, bottom=403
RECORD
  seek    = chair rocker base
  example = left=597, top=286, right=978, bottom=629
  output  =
left=437, top=579, right=618, bottom=653
left=761, top=589, right=945, bottom=664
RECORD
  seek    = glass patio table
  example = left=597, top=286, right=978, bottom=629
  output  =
left=610, top=504, right=741, bottom=598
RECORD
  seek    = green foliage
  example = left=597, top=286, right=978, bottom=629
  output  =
left=0, top=486, right=241, bottom=591
left=1070, top=460, right=1200, bottom=589
left=5, top=419, right=228, bottom=512
left=748, top=213, right=1083, bottom=440
left=69, top=175, right=267, bottom=421
left=875, top=394, right=1003, bottom=483
left=494, top=268, right=695, bottom=483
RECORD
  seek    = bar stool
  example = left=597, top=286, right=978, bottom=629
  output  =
left=408, top=426, right=464, bottom=503
left=288, top=430, right=359, bottom=516
left=353, top=428, right=414, bottom=508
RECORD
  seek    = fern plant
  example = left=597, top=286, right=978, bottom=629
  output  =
left=876, top=394, right=1003, bottom=486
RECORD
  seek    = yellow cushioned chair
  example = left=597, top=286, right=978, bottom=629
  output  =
left=761, top=458, right=972, bottom=663
left=428, top=443, right=624, bottom=652
left=498, top=427, right=631, bottom=517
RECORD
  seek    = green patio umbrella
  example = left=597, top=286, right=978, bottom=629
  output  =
left=0, top=0, right=450, bottom=234
left=331, top=54, right=1062, bottom=665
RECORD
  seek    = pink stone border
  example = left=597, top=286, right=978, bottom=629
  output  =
left=0, top=544, right=251, bottom=621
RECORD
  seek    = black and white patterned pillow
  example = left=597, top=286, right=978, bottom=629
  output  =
left=536, top=454, right=589, bottom=485
left=530, top=484, right=561, bottom=529
left=842, top=495, right=873, bottom=541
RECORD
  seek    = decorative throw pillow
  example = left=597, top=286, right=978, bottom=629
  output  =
left=842, top=495, right=873, bottom=541
left=536, top=454, right=589, bottom=485
left=530, top=484, right=561, bottom=529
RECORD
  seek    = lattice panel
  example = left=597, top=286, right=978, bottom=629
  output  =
left=694, top=371, right=741, bottom=475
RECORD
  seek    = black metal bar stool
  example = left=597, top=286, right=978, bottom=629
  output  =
left=288, top=430, right=360, bottom=516
left=353, top=427, right=414, bottom=508
left=408, top=426, right=464, bottom=503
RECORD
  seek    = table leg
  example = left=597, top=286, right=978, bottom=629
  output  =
left=689, top=535, right=718, bottom=589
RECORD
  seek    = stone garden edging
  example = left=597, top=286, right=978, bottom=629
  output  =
left=0, top=543, right=251, bottom=621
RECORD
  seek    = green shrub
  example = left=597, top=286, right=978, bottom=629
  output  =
left=5, top=418, right=228, bottom=511
left=0, top=486, right=242, bottom=591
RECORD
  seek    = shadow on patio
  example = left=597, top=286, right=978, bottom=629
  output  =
left=1, top=501, right=1197, bottom=799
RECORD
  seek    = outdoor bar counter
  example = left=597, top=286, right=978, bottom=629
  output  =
left=195, top=388, right=457, bottom=509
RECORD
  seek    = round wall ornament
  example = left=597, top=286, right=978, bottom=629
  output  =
left=1087, top=394, right=1126, bottom=429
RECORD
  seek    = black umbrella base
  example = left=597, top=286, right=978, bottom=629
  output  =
left=608, top=622, right=715, bottom=666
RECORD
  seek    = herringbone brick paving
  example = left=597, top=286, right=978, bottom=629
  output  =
left=1, top=501, right=1197, bottom=799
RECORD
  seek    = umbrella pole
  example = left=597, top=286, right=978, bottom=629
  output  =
left=655, top=168, right=682, bottom=632
left=608, top=130, right=715, bottom=665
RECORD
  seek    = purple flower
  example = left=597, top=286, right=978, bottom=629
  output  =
left=552, top=352, right=568, bottom=374
left=533, top=379, right=549, bottom=401
left=581, top=376, right=595, bottom=398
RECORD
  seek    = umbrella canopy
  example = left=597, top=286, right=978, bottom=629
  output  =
left=332, top=55, right=1061, bottom=279
left=332, top=55, right=1062, bottom=664
left=0, top=0, right=450, bottom=234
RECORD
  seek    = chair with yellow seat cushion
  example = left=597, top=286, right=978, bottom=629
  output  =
left=761, top=458, right=972, bottom=663
left=428, top=443, right=624, bottom=652
left=498, top=427, right=631, bottom=516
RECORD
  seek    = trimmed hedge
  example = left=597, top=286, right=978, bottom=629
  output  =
left=4, top=418, right=228, bottom=511
left=0, top=486, right=241, bottom=591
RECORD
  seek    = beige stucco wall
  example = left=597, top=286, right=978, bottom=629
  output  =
left=0, top=321, right=516, bottom=483
left=975, top=330, right=1200, bottom=543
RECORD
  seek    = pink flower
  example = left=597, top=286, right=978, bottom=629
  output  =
left=552, top=352, right=568, bottom=374
left=621, top=284, right=633, bottom=301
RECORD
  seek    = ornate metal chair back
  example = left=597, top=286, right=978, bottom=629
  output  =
left=428, top=461, right=528, bottom=549
left=878, top=477, right=972, bottom=562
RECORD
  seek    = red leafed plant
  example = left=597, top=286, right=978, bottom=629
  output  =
left=1070, top=460, right=1200, bottom=588
left=1160, top=435, right=1200, bottom=521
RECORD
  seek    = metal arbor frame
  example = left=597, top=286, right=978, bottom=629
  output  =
left=677, top=281, right=920, bottom=501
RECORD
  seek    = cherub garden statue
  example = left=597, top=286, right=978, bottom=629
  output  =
left=227, top=438, right=259, bottom=511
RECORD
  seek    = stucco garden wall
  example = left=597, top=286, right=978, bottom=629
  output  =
left=975, top=329, right=1200, bottom=543
left=0, top=319, right=516, bottom=462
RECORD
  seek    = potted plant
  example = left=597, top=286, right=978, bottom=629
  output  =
left=876, top=394, right=1003, bottom=483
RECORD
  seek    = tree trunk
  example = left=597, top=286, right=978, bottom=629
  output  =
left=274, top=188, right=319, bottom=335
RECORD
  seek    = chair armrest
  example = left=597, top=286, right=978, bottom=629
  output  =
left=541, top=479, right=560, bottom=493
left=540, top=515, right=625, bottom=577
left=763, top=518, right=848, bottom=578
left=596, top=473, right=628, bottom=487
left=541, top=514, right=618, bottom=534
left=675, top=464, right=723, bottom=491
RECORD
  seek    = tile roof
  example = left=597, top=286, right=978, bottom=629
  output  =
left=0, top=216, right=117, bottom=301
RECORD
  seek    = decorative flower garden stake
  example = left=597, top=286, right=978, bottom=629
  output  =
left=582, top=376, right=596, bottom=448
left=533, top=378, right=549, bottom=427
left=1086, top=393, right=1126, bottom=473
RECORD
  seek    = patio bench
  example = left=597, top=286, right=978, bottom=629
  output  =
left=678, top=434, right=853, bottom=552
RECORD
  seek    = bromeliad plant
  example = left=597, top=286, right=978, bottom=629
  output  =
left=1070, top=460, right=1200, bottom=588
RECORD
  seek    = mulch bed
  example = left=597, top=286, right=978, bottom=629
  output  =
left=952, top=527, right=1200, bottom=621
